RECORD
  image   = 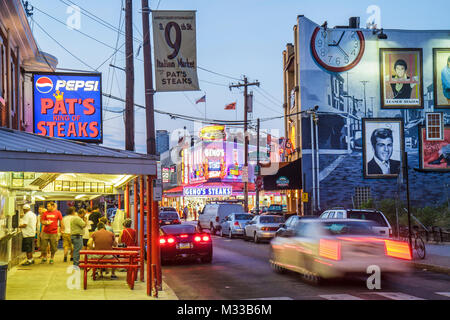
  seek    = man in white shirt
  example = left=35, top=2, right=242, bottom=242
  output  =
left=62, top=207, right=76, bottom=262
left=19, top=204, right=37, bottom=266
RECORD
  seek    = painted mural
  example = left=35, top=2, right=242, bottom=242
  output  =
left=297, top=16, right=450, bottom=211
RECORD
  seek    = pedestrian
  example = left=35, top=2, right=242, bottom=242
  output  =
left=89, top=205, right=102, bottom=234
left=118, top=218, right=137, bottom=247
left=36, top=205, right=49, bottom=259
left=183, top=206, right=188, bottom=222
left=70, top=208, right=86, bottom=267
left=18, top=204, right=37, bottom=266
left=88, top=222, right=118, bottom=279
left=62, top=207, right=76, bottom=262
left=40, top=201, right=64, bottom=264
left=79, top=209, right=91, bottom=249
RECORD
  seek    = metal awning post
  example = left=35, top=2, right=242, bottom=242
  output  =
left=152, top=180, right=161, bottom=291
left=133, top=178, right=138, bottom=233
left=139, top=175, right=145, bottom=282
left=146, top=175, right=152, bottom=296
left=125, top=183, right=130, bottom=218
left=118, top=193, right=121, bottom=210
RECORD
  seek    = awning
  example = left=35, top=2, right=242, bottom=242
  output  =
left=0, top=128, right=158, bottom=175
left=262, top=158, right=302, bottom=191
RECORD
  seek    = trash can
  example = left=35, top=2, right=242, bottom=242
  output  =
left=0, top=262, right=8, bottom=300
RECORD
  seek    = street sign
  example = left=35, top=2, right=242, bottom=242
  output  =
left=153, top=179, right=163, bottom=201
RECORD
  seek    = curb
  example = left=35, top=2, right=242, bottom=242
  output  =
left=413, top=262, right=450, bottom=276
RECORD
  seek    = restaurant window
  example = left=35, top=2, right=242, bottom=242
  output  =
left=425, top=112, right=443, bottom=141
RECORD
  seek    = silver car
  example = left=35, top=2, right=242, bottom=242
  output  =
left=219, top=213, right=253, bottom=238
left=244, top=215, right=285, bottom=243
left=270, top=219, right=411, bottom=283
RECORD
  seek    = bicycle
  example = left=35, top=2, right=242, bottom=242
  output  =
left=399, top=226, right=426, bottom=260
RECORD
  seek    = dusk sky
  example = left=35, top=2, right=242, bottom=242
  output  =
left=29, top=0, right=450, bottom=153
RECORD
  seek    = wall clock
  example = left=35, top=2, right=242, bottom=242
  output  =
left=311, top=27, right=365, bottom=72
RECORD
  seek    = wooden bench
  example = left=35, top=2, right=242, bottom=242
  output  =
left=79, top=250, right=139, bottom=290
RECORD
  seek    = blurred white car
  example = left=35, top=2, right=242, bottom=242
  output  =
left=270, top=219, right=411, bottom=283
left=244, top=215, right=285, bottom=243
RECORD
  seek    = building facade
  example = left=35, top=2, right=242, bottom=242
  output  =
left=156, top=129, right=170, bottom=155
left=284, top=15, right=450, bottom=214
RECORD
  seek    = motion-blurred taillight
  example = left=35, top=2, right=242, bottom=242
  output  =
left=319, top=239, right=341, bottom=261
left=384, top=240, right=411, bottom=260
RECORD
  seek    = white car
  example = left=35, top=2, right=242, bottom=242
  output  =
left=320, top=208, right=392, bottom=238
left=244, top=215, right=285, bottom=243
left=270, top=219, right=411, bottom=283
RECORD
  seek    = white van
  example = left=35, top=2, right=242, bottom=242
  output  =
left=319, top=208, right=392, bottom=238
left=198, top=203, right=245, bottom=235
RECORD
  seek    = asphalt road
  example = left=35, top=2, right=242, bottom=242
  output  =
left=161, top=231, right=450, bottom=300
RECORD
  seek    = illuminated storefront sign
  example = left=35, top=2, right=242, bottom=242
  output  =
left=199, top=125, right=226, bottom=141
left=33, top=73, right=102, bottom=142
left=183, top=186, right=232, bottom=197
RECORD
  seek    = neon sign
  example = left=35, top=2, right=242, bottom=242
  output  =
left=183, top=186, right=232, bottom=197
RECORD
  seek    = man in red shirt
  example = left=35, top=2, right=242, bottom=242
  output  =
left=40, top=202, right=64, bottom=264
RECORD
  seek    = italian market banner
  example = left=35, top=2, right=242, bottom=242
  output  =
left=152, top=10, right=199, bottom=92
left=33, top=73, right=102, bottom=143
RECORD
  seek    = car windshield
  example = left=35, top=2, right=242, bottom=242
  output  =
left=260, top=216, right=284, bottom=223
left=347, top=211, right=387, bottom=227
left=162, top=225, right=196, bottom=234
left=320, top=221, right=376, bottom=236
left=159, top=212, right=179, bottom=219
left=235, top=214, right=253, bottom=220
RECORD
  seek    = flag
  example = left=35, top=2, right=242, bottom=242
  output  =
left=225, top=102, right=236, bottom=110
left=195, top=95, right=206, bottom=104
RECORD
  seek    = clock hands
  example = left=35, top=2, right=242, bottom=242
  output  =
left=328, top=31, right=345, bottom=47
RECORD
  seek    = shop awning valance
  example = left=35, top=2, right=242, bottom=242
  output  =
left=262, top=158, right=302, bottom=191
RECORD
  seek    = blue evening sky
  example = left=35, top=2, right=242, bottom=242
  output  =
left=29, top=0, right=450, bottom=153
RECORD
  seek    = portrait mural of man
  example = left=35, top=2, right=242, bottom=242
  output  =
left=363, top=118, right=404, bottom=178
left=433, top=48, right=450, bottom=108
left=380, top=48, right=423, bottom=108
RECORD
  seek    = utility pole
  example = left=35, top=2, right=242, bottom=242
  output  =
left=125, top=0, right=135, bottom=151
left=229, top=76, right=260, bottom=212
left=361, top=80, right=369, bottom=117
left=256, top=118, right=260, bottom=213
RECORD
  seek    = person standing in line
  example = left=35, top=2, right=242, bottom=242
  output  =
left=19, top=204, right=37, bottom=266
left=62, top=207, right=76, bottom=262
left=70, top=208, right=86, bottom=267
left=79, top=209, right=91, bottom=249
left=36, top=206, right=49, bottom=259
left=89, top=205, right=103, bottom=234
left=118, top=219, right=137, bottom=247
left=40, top=202, right=64, bottom=264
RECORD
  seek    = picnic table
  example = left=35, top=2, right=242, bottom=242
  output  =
left=79, top=249, right=139, bottom=290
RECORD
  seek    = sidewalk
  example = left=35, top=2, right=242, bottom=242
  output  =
left=4, top=251, right=178, bottom=300
left=412, top=243, right=450, bottom=275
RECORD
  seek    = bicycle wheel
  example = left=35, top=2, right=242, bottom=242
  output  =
left=415, top=237, right=426, bottom=260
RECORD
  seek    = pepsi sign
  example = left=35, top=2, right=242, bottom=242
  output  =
left=33, top=72, right=102, bottom=142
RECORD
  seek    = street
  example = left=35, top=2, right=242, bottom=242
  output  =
left=162, top=227, right=450, bottom=300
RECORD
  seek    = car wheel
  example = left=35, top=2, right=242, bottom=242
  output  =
left=201, top=253, right=212, bottom=263
left=254, top=232, right=259, bottom=243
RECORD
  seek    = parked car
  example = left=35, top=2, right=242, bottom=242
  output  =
left=270, top=219, right=411, bottom=283
left=276, top=215, right=318, bottom=237
left=159, top=224, right=212, bottom=264
left=198, top=203, right=245, bottom=235
left=219, top=213, right=254, bottom=238
left=319, top=208, right=392, bottom=238
left=159, top=207, right=181, bottom=225
left=244, top=215, right=285, bottom=243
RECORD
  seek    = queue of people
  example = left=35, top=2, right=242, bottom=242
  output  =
left=18, top=203, right=137, bottom=279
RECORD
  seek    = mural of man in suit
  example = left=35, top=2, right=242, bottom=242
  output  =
left=367, top=128, right=401, bottom=175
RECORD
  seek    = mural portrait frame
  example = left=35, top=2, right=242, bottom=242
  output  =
left=433, top=48, right=450, bottom=109
left=418, top=125, right=450, bottom=172
left=379, top=48, right=424, bottom=109
left=362, top=118, right=405, bottom=179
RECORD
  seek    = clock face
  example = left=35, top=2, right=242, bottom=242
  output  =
left=311, top=27, right=365, bottom=72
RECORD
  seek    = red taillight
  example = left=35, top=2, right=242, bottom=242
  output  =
left=389, top=229, right=393, bottom=238
left=319, top=239, right=341, bottom=261
left=194, top=234, right=210, bottom=242
left=159, top=238, right=166, bottom=244
left=180, top=234, right=188, bottom=238
left=167, top=237, right=175, bottom=244
left=384, top=240, right=411, bottom=260
left=173, top=219, right=179, bottom=223
left=234, top=221, right=240, bottom=226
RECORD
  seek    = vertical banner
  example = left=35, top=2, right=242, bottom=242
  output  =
left=152, top=10, right=199, bottom=92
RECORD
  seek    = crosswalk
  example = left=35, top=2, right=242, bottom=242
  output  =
left=318, top=292, right=450, bottom=300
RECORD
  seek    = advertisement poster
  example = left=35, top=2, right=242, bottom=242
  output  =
left=419, top=126, right=450, bottom=171
left=433, top=48, right=450, bottom=108
left=380, top=48, right=423, bottom=108
left=152, top=10, right=199, bottom=92
left=33, top=73, right=102, bottom=142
